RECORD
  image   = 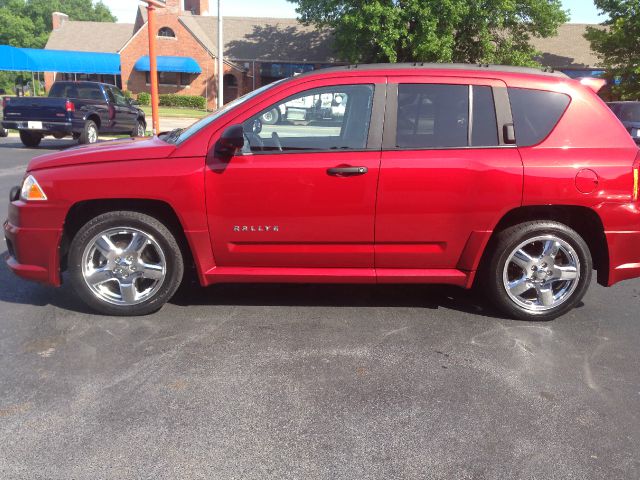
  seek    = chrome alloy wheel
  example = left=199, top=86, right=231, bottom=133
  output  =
left=502, top=235, right=580, bottom=312
left=81, top=227, right=167, bottom=306
left=88, top=124, right=98, bottom=143
left=136, top=122, right=145, bottom=137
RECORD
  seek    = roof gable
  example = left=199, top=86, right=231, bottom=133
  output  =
left=45, top=21, right=135, bottom=53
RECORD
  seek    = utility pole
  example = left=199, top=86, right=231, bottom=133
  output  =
left=143, top=0, right=164, bottom=135
left=217, top=0, right=224, bottom=109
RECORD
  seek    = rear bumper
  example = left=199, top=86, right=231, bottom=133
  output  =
left=605, top=230, right=640, bottom=286
left=1, top=120, right=80, bottom=134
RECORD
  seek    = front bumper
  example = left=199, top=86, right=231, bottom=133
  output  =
left=4, top=198, right=63, bottom=286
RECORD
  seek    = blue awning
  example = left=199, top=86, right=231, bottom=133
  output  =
left=134, top=55, right=202, bottom=74
left=0, top=45, right=120, bottom=74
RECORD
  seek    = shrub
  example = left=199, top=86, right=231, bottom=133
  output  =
left=158, top=93, right=206, bottom=110
left=137, top=92, right=151, bottom=106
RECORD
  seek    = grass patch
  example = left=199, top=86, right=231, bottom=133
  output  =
left=140, top=106, right=209, bottom=119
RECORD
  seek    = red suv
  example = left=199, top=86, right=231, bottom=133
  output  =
left=4, top=64, right=640, bottom=320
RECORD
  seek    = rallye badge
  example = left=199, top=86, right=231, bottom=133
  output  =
left=234, top=225, right=280, bottom=232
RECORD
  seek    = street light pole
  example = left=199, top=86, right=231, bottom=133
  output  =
left=217, top=0, right=224, bottom=109
left=143, top=0, right=165, bottom=135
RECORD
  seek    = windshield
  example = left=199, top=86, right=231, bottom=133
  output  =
left=167, top=79, right=287, bottom=145
left=619, top=104, right=640, bottom=123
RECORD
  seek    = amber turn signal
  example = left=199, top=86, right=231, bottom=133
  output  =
left=20, top=175, right=47, bottom=201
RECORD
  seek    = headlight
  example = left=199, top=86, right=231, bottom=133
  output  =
left=20, top=175, right=47, bottom=201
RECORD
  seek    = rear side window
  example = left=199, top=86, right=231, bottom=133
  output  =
left=397, top=84, right=468, bottom=148
left=395, top=84, right=499, bottom=149
left=509, top=88, right=570, bottom=146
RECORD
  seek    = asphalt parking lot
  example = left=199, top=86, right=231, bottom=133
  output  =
left=0, top=135, right=639, bottom=479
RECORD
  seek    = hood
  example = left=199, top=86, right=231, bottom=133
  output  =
left=27, top=136, right=177, bottom=172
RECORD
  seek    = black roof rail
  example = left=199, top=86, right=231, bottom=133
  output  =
left=308, top=62, right=567, bottom=78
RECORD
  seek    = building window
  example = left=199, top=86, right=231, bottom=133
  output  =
left=158, top=27, right=176, bottom=38
left=146, top=71, right=178, bottom=86
left=180, top=73, right=195, bottom=86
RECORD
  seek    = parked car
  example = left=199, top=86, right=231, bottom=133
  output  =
left=607, top=101, right=640, bottom=144
left=4, top=64, right=640, bottom=320
left=260, top=92, right=347, bottom=124
left=1, top=81, right=146, bottom=147
left=0, top=88, right=8, bottom=137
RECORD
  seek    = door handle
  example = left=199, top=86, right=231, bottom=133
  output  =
left=327, top=166, right=368, bottom=176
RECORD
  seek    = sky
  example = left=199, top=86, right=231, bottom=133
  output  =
left=105, top=0, right=605, bottom=24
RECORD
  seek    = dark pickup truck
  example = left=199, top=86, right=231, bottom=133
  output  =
left=2, top=81, right=146, bottom=147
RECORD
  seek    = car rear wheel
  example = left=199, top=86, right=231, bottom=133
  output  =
left=19, top=130, right=42, bottom=147
left=132, top=120, right=146, bottom=137
left=484, top=221, right=592, bottom=321
left=0, top=126, right=8, bottom=138
left=68, top=211, right=184, bottom=316
left=78, top=120, right=98, bottom=144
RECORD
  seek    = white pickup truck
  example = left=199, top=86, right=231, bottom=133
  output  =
left=260, top=92, right=347, bottom=125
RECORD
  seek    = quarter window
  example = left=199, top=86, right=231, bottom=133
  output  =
left=471, top=86, right=499, bottom=147
left=242, top=84, right=374, bottom=154
left=508, top=88, right=570, bottom=147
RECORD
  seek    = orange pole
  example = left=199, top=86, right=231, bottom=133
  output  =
left=146, top=3, right=160, bottom=135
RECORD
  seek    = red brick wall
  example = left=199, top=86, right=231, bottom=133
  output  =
left=119, top=9, right=245, bottom=109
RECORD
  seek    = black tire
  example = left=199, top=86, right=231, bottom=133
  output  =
left=19, top=130, right=42, bottom=147
left=131, top=119, right=146, bottom=137
left=260, top=107, right=280, bottom=125
left=68, top=211, right=184, bottom=316
left=78, top=119, right=98, bottom=144
left=484, top=221, right=592, bottom=321
left=0, top=126, right=8, bottom=138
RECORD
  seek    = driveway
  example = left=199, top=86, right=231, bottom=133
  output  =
left=1, top=136, right=639, bottom=479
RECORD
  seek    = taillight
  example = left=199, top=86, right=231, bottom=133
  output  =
left=65, top=100, right=75, bottom=113
left=2, top=96, right=8, bottom=108
left=633, top=151, right=640, bottom=202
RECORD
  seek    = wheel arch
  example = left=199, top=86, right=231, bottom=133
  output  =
left=85, top=113, right=101, bottom=129
left=60, top=198, right=195, bottom=277
left=477, top=205, right=609, bottom=286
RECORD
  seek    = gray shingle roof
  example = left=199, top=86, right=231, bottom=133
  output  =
left=45, top=21, right=135, bottom=53
left=179, top=15, right=337, bottom=63
left=44, top=16, right=601, bottom=70
left=531, top=24, right=603, bottom=69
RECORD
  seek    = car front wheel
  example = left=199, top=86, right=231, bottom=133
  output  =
left=132, top=120, right=146, bottom=137
left=485, top=221, right=592, bottom=321
left=68, top=211, right=184, bottom=316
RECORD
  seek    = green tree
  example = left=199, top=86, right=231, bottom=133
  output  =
left=288, top=0, right=568, bottom=66
left=0, top=0, right=116, bottom=48
left=585, top=1, right=640, bottom=100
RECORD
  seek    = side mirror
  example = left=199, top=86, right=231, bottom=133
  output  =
left=215, top=124, right=244, bottom=159
left=130, top=99, right=140, bottom=106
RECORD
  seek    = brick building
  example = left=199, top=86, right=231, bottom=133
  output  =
left=44, top=0, right=334, bottom=109
left=43, top=2, right=605, bottom=108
